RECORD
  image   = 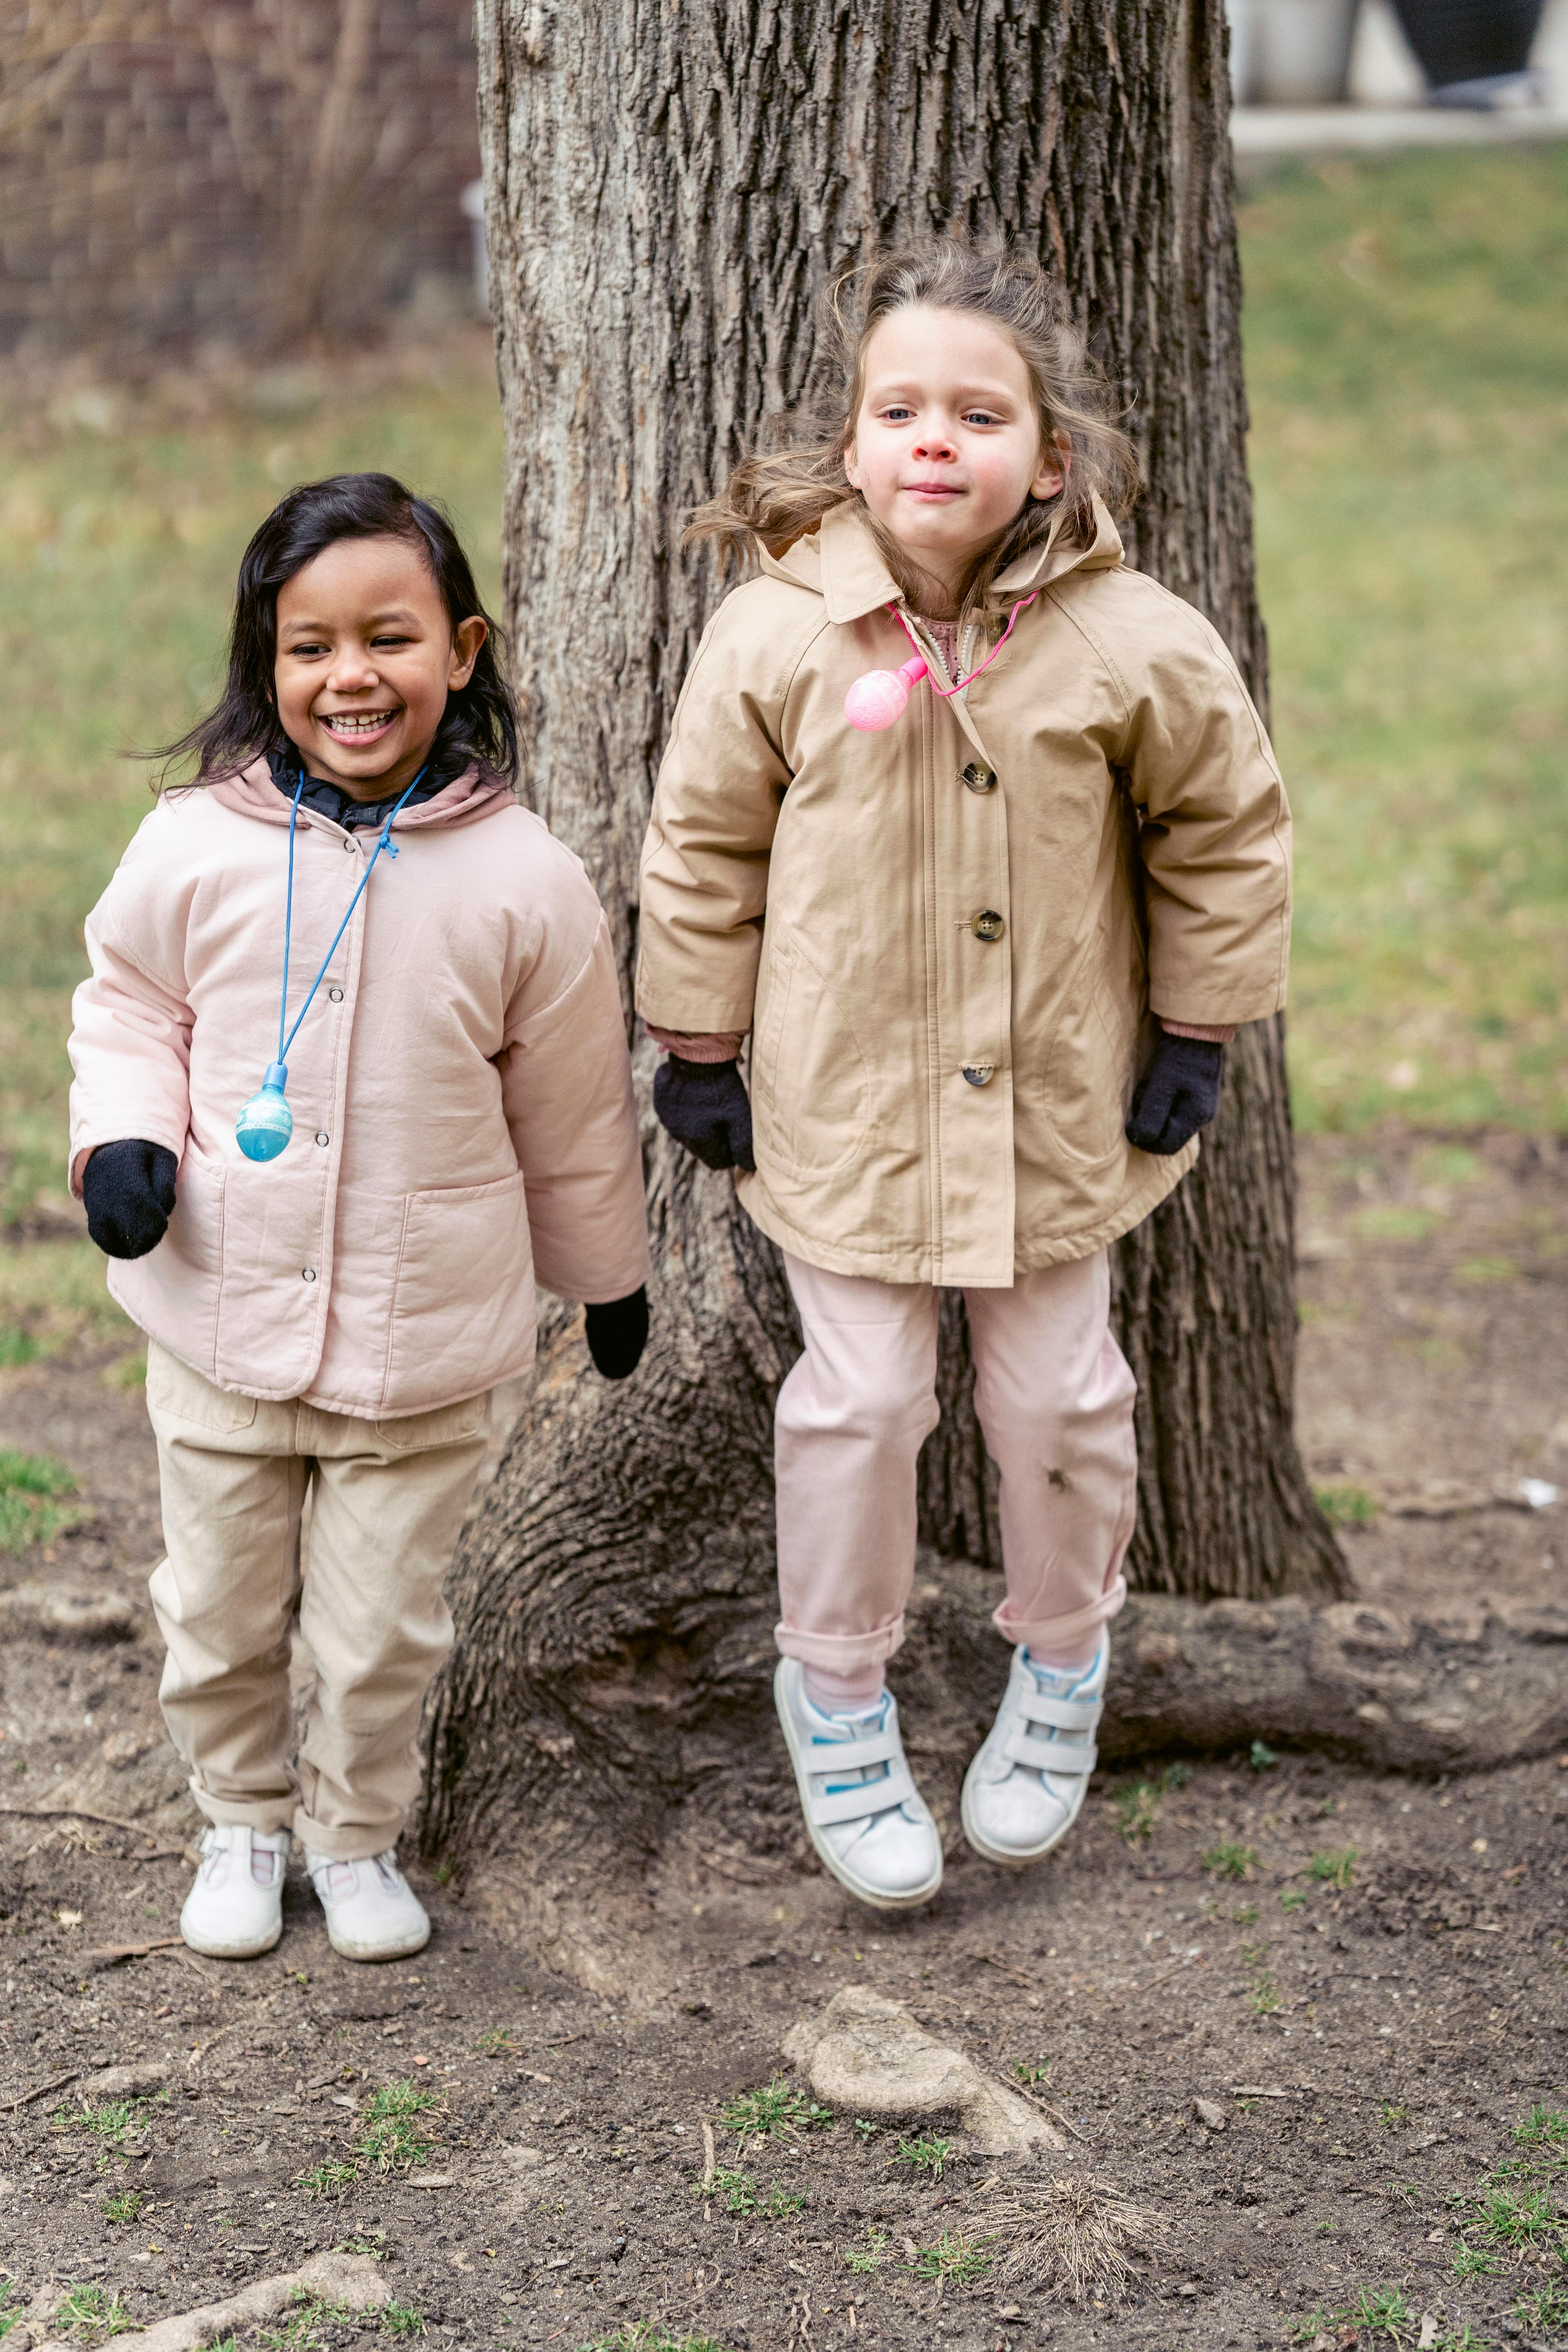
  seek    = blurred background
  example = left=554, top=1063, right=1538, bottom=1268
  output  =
left=0, top=0, right=1564, bottom=1357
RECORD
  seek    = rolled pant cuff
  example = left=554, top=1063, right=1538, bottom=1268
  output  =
left=773, top=1613, right=907, bottom=1673
left=992, top=1574, right=1127, bottom=1655
left=192, top=1793, right=297, bottom=1838
left=292, top=1810, right=404, bottom=1864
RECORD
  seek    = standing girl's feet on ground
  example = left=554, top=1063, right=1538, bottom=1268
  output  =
left=773, top=1661, right=944, bottom=1910
left=305, top=1847, right=431, bottom=1962
left=180, top=1824, right=293, bottom=1958
left=961, top=1640, right=1109, bottom=1866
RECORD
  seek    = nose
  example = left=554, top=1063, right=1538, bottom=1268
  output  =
left=323, top=646, right=379, bottom=694
left=911, top=424, right=957, bottom=462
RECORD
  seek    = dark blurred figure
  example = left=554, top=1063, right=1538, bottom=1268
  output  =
left=1392, top=0, right=1546, bottom=107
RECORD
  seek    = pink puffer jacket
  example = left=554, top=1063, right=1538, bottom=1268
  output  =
left=67, top=760, right=649, bottom=1416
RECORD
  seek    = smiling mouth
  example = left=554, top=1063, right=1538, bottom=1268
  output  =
left=904, top=481, right=963, bottom=500
left=318, top=710, right=400, bottom=740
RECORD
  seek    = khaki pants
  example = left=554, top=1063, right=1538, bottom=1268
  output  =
left=144, top=1342, right=490, bottom=1861
left=775, top=1251, right=1136, bottom=1675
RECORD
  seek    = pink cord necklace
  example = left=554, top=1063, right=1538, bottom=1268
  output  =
left=844, top=593, right=1038, bottom=731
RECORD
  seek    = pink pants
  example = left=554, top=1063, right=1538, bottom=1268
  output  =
left=774, top=1250, right=1137, bottom=1676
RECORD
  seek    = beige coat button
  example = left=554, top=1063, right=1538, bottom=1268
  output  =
left=971, top=909, right=1005, bottom=942
left=962, top=762, right=996, bottom=794
left=962, top=1063, right=996, bottom=1087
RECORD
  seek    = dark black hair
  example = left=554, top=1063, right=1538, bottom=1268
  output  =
left=156, top=472, right=519, bottom=789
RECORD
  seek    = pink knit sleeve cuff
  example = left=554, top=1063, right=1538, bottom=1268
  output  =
left=1160, top=1018, right=1238, bottom=1045
left=646, top=1025, right=747, bottom=1064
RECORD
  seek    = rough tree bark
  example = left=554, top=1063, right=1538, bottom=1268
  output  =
left=421, top=0, right=1346, bottom=1875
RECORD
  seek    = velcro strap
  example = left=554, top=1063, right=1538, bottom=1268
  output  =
left=806, top=1729, right=901, bottom=1773
left=1015, top=1691, right=1101, bottom=1733
left=1003, top=1727, right=1097, bottom=1779
left=808, top=1764, right=919, bottom=1828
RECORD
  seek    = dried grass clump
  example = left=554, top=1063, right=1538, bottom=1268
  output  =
left=988, top=2172, right=1168, bottom=2304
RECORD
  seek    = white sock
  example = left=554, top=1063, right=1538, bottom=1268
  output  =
left=802, top=1664, right=886, bottom=1715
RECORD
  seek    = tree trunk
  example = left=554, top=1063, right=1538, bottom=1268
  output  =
left=421, top=0, right=1345, bottom=1875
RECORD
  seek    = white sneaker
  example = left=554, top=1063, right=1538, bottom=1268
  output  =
left=773, top=1660, right=943, bottom=1911
left=304, top=1847, right=430, bottom=1962
left=180, top=1824, right=292, bottom=1959
left=961, top=1639, right=1109, bottom=1867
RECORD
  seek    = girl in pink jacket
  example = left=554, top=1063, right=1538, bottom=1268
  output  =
left=68, top=473, right=650, bottom=1964
left=638, top=244, right=1291, bottom=1913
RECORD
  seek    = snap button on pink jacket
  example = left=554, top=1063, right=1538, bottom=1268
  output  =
left=67, top=760, right=650, bottom=1417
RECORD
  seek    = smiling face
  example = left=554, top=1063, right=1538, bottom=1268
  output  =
left=844, top=305, right=1065, bottom=609
left=272, top=534, right=486, bottom=801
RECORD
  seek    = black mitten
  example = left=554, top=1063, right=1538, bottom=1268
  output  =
left=1125, top=1034, right=1225, bottom=1157
left=652, top=1054, right=755, bottom=1172
left=584, top=1286, right=649, bottom=1381
left=82, top=1139, right=178, bottom=1260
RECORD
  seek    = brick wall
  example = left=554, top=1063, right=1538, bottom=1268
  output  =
left=0, top=0, right=481, bottom=356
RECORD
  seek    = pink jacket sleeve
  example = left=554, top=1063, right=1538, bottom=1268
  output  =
left=497, top=912, right=650, bottom=1305
left=67, top=899, right=194, bottom=1194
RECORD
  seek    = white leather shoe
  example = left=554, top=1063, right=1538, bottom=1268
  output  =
left=180, top=1824, right=292, bottom=1958
left=774, top=1660, right=943, bottom=1911
left=304, top=1847, right=430, bottom=1961
left=961, top=1640, right=1108, bottom=1867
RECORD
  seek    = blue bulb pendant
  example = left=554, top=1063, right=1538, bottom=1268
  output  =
left=236, top=1060, right=294, bottom=1163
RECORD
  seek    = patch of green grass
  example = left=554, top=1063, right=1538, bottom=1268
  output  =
left=701, top=2166, right=803, bottom=2221
left=1349, top=2285, right=1416, bottom=2339
left=906, top=2230, right=993, bottom=2287
left=104, top=1348, right=146, bottom=1390
left=1514, top=2103, right=1568, bottom=2149
left=842, top=2228, right=890, bottom=2273
left=1350, top=1205, right=1441, bottom=1244
left=1455, top=1254, right=1520, bottom=1285
left=576, top=2326, right=735, bottom=2352
left=1449, top=2243, right=1500, bottom=2281
left=1249, top=1740, right=1280, bottom=1773
left=1468, top=2178, right=1557, bottom=2250
left=1308, top=1847, right=1359, bottom=1891
left=1379, top=2103, right=1411, bottom=2129
left=296, top=2158, right=360, bottom=2201
left=0, top=1240, right=132, bottom=1356
left=1241, top=146, right=1568, bottom=1137
left=852, top=2116, right=878, bottom=2141
left=51, top=2282, right=136, bottom=2338
left=1202, top=1841, right=1259, bottom=1882
left=1314, top=1483, right=1379, bottom=1528
left=1240, top=1941, right=1284, bottom=2014
left=1512, top=2283, right=1568, bottom=2334
left=476, top=2027, right=517, bottom=2055
left=0, top=1445, right=80, bottom=1552
left=0, top=1327, right=40, bottom=1367
left=1280, top=1889, right=1310, bottom=1913
left=1112, top=1760, right=1191, bottom=1846
left=895, top=2134, right=953, bottom=2182
left=381, top=2305, right=427, bottom=2340
left=358, top=2079, right=441, bottom=2174
left=1013, top=2060, right=1051, bottom=2085
left=102, top=2186, right=142, bottom=2221
left=719, top=2076, right=832, bottom=2142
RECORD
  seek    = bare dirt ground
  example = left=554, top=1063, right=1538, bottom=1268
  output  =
left=1, top=1128, right=1565, bottom=2352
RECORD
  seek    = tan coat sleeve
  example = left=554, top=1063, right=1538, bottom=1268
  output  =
left=635, top=590, right=800, bottom=1035
left=1114, top=586, right=1293, bottom=1030
left=498, top=907, right=650, bottom=1306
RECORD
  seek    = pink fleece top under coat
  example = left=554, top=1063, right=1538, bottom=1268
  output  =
left=68, top=759, right=650, bottom=1417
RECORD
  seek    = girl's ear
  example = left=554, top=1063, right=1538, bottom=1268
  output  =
left=843, top=437, right=862, bottom=492
left=1030, top=428, right=1071, bottom=504
left=448, top=615, right=487, bottom=690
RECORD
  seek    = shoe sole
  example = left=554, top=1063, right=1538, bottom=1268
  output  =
left=180, top=1917, right=283, bottom=1960
left=773, top=1662, right=943, bottom=1913
left=321, top=1918, right=431, bottom=1963
left=959, top=1755, right=1086, bottom=1869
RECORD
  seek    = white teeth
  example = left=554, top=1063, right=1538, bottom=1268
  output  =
left=322, top=713, right=394, bottom=734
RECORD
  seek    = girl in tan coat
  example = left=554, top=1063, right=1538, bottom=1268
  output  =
left=637, top=244, right=1291, bottom=1911
left=69, top=474, right=650, bottom=1962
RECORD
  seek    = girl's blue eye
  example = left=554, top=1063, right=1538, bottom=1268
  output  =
left=964, top=411, right=1000, bottom=427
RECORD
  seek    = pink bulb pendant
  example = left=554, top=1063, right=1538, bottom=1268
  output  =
left=845, top=653, right=928, bottom=732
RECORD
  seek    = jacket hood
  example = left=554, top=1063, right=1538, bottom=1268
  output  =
left=205, top=757, right=515, bottom=833
left=760, top=495, right=1125, bottom=625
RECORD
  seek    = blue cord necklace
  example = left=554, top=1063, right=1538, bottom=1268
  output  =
left=236, top=764, right=427, bottom=1163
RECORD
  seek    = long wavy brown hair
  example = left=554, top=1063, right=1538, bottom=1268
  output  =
left=686, top=240, right=1140, bottom=618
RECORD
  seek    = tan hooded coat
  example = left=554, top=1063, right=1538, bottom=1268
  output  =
left=636, top=499, right=1291, bottom=1287
left=68, top=761, right=649, bottom=1415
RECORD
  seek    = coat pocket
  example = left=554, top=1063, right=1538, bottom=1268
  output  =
left=751, top=932, right=871, bottom=1180
left=1040, top=916, right=1147, bottom=1169
left=381, top=1170, right=535, bottom=1413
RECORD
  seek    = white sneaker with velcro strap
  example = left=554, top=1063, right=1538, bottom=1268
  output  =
left=773, top=1660, right=944, bottom=1911
left=960, top=1639, right=1109, bottom=1866
left=180, top=1824, right=293, bottom=1959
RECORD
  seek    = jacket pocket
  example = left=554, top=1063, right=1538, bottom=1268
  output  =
left=145, top=1338, right=259, bottom=1434
left=751, top=933, right=870, bottom=1180
left=381, top=1170, right=534, bottom=1413
left=1040, top=917, right=1147, bottom=1169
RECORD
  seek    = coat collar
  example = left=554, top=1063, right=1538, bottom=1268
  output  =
left=762, top=495, right=1124, bottom=624
left=204, top=757, right=515, bottom=833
